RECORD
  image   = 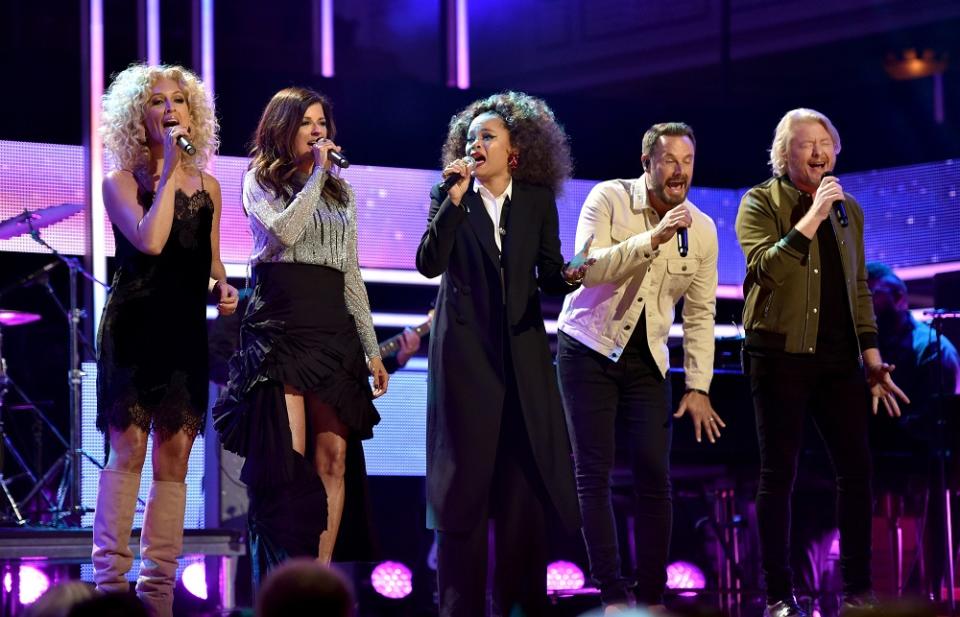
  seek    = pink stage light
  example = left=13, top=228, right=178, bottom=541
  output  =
left=666, top=561, right=706, bottom=597
left=370, top=561, right=413, bottom=599
left=3, top=565, right=51, bottom=605
left=182, top=562, right=208, bottom=600
left=546, top=560, right=585, bottom=591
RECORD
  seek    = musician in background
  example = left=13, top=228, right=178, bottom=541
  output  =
left=382, top=327, right=424, bottom=374
left=867, top=261, right=960, bottom=601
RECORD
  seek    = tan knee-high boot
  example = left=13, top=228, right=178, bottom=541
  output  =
left=92, top=469, right=141, bottom=593
left=136, top=481, right=186, bottom=617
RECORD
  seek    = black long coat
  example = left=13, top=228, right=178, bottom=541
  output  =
left=416, top=180, right=580, bottom=533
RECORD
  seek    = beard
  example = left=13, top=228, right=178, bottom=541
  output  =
left=653, top=178, right=689, bottom=206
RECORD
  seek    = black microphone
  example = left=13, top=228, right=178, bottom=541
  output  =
left=677, top=228, right=688, bottom=257
left=822, top=171, right=848, bottom=227
left=328, top=150, right=350, bottom=169
left=441, top=156, right=476, bottom=191
left=175, top=135, right=197, bottom=156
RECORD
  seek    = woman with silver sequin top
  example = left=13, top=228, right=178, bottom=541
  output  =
left=214, top=87, right=387, bottom=581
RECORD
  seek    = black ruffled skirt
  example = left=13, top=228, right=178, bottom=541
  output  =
left=212, top=262, right=380, bottom=583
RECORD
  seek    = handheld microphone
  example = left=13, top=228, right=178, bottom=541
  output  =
left=821, top=171, right=848, bottom=227
left=328, top=150, right=350, bottom=169
left=677, top=228, right=688, bottom=257
left=441, top=156, right=476, bottom=191
left=175, top=135, right=197, bottom=156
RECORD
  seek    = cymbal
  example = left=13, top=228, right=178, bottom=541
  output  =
left=0, top=203, right=83, bottom=240
left=0, top=310, right=41, bottom=327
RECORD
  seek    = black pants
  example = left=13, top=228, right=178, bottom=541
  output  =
left=557, top=332, right=673, bottom=606
left=436, top=357, right=551, bottom=617
left=748, top=352, right=873, bottom=602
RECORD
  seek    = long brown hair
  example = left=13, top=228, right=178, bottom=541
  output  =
left=248, top=87, right=346, bottom=205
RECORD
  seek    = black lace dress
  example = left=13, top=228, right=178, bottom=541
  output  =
left=97, top=181, right=213, bottom=439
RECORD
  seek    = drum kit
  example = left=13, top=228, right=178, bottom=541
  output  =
left=0, top=203, right=107, bottom=526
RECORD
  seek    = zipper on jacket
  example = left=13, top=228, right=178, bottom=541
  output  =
left=801, top=259, right=811, bottom=348
left=762, top=291, right=775, bottom=318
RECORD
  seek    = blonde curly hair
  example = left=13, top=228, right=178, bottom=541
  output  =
left=101, top=64, right=218, bottom=174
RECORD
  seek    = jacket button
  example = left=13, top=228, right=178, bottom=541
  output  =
left=625, top=325, right=631, bottom=330
left=813, top=268, right=819, bottom=274
left=808, top=347, right=814, bottom=352
left=682, top=265, right=688, bottom=271
left=813, top=308, right=818, bottom=313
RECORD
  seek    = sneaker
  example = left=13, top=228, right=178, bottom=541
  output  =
left=764, top=596, right=808, bottom=617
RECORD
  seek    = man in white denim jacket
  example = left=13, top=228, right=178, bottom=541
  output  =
left=556, top=122, right=721, bottom=611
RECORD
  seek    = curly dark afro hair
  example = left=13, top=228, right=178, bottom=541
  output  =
left=441, top=91, right=573, bottom=195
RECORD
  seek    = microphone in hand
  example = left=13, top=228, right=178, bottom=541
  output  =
left=677, top=228, right=688, bottom=257
left=175, top=135, right=197, bottom=156
left=328, top=150, right=350, bottom=169
left=821, top=171, right=848, bottom=227
left=441, top=156, right=476, bottom=191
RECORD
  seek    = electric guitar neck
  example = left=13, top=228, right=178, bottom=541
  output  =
left=379, top=311, right=433, bottom=357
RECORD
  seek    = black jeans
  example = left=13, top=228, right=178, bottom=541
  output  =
left=557, top=332, right=673, bottom=606
left=748, top=351, right=873, bottom=602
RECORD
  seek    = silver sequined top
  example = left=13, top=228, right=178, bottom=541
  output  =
left=243, top=167, right=380, bottom=359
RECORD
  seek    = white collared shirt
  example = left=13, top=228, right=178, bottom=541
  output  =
left=472, top=178, right=513, bottom=253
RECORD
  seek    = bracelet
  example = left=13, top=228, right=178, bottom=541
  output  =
left=685, top=388, right=709, bottom=396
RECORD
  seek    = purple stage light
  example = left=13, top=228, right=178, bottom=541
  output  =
left=3, top=565, right=50, bottom=605
left=182, top=562, right=208, bottom=600
left=546, top=560, right=585, bottom=592
left=370, top=561, right=413, bottom=599
left=666, top=561, right=706, bottom=597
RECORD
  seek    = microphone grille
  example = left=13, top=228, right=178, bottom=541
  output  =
left=462, top=155, right=476, bottom=166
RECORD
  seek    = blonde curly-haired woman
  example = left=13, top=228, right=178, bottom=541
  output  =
left=93, top=63, right=238, bottom=617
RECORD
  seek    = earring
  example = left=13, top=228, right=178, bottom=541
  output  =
left=508, top=152, right=519, bottom=170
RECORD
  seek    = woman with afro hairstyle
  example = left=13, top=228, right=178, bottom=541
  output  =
left=94, top=64, right=238, bottom=617
left=417, top=91, right=593, bottom=616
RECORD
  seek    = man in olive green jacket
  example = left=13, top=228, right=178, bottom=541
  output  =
left=735, top=108, right=908, bottom=617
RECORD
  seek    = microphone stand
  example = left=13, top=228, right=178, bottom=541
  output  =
left=929, top=310, right=957, bottom=615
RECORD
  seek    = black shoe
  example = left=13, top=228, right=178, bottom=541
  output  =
left=841, top=590, right=879, bottom=613
left=763, top=596, right=808, bottom=617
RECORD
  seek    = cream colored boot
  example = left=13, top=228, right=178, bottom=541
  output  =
left=135, top=481, right=186, bottom=617
left=91, top=469, right=141, bottom=593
